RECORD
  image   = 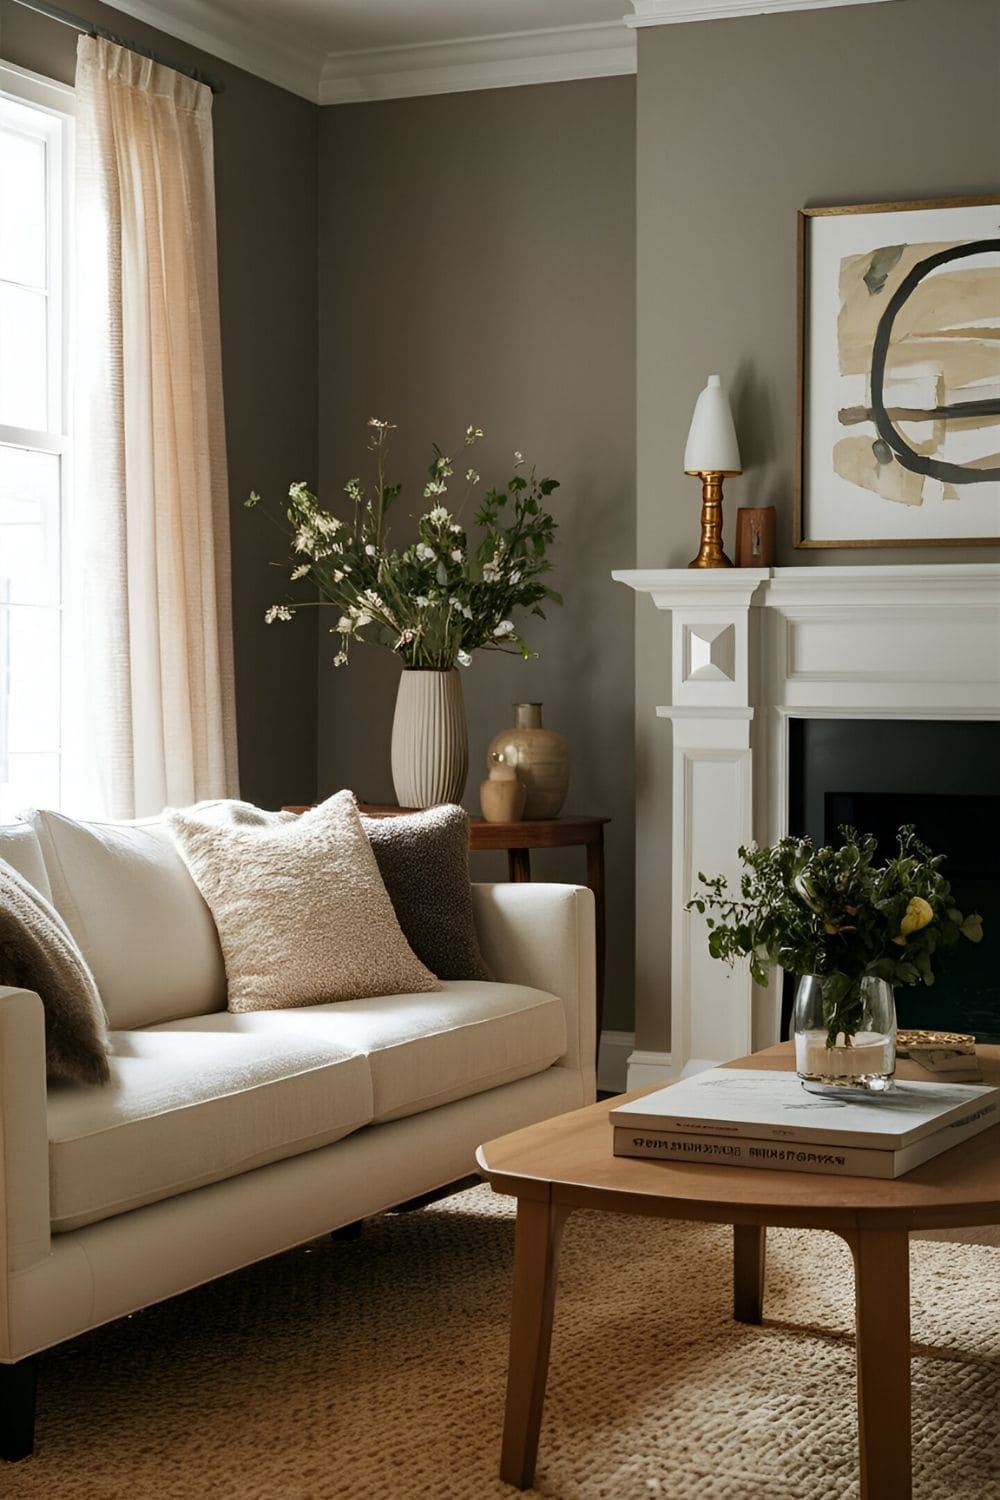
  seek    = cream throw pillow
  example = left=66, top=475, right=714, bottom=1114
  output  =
left=167, top=791, right=439, bottom=1011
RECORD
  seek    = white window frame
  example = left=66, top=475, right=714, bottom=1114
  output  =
left=0, top=60, right=74, bottom=815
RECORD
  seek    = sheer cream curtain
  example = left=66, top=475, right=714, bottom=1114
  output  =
left=68, top=35, right=239, bottom=818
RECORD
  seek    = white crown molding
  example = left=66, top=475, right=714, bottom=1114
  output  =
left=89, top=0, right=322, bottom=101
left=625, top=0, right=896, bottom=24
left=319, top=22, right=636, bottom=105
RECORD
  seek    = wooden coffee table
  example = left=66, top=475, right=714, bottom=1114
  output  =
left=476, top=1043, right=1000, bottom=1499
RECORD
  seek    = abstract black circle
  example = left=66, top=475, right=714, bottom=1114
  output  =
left=869, top=238, right=1000, bottom=485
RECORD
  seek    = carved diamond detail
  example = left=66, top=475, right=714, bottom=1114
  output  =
left=684, top=623, right=736, bottom=682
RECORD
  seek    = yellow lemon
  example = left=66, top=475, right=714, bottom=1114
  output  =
left=898, top=896, right=934, bottom=939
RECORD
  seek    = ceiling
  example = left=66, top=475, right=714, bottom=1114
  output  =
left=103, top=1, right=862, bottom=104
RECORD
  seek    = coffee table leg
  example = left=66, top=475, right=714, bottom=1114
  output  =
left=842, top=1228, right=912, bottom=1500
left=500, top=1196, right=571, bottom=1489
left=733, top=1224, right=766, bottom=1323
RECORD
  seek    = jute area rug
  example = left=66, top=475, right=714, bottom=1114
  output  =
left=9, top=1183, right=1000, bottom=1500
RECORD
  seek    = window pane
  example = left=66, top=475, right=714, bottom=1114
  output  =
left=0, top=281, right=47, bottom=429
left=0, top=603, right=60, bottom=753
left=0, top=128, right=46, bottom=288
left=0, top=750, right=59, bottom=821
left=0, top=445, right=60, bottom=604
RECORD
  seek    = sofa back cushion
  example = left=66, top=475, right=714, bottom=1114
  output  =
left=28, top=809, right=226, bottom=1028
left=0, top=822, right=53, bottom=900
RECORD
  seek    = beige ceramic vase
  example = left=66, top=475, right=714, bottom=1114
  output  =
left=390, top=668, right=469, bottom=808
left=480, top=752, right=527, bottom=823
left=487, top=703, right=569, bottom=820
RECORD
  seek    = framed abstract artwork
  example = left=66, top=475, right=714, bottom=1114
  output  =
left=795, top=196, right=1000, bottom=547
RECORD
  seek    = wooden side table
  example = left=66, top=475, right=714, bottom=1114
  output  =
left=357, top=807, right=608, bottom=1066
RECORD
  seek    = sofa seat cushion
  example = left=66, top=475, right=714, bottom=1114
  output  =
left=47, top=1026, right=373, bottom=1231
left=164, top=981, right=567, bottom=1124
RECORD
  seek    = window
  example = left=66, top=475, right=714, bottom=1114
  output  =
left=0, top=64, right=73, bottom=820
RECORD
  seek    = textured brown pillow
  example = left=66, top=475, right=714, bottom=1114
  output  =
left=360, top=805, right=490, bottom=981
left=167, top=790, right=439, bottom=1011
left=0, top=857, right=111, bottom=1085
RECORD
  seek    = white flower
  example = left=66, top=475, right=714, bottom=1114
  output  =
left=513, top=451, right=524, bottom=467
left=482, top=560, right=501, bottom=583
left=365, top=544, right=376, bottom=556
left=293, top=528, right=315, bottom=554
left=335, top=616, right=352, bottom=632
left=415, top=596, right=430, bottom=608
left=450, top=523, right=463, bottom=534
left=493, top=620, right=514, bottom=637
left=344, top=477, right=362, bottom=501
left=333, top=651, right=348, bottom=667
left=509, top=569, right=521, bottom=584
left=465, top=468, right=479, bottom=484
left=416, top=543, right=435, bottom=562
left=366, top=417, right=396, bottom=430
left=332, top=569, right=344, bottom=582
left=465, top=426, right=484, bottom=444
left=395, top=629, right=415, bottom=647
left=423, top=480, right=448, bottom=498
left=265, top=605, right=294, bottom=624
left=428, top=506, right=450, bottom=525
left=460, top=604, right=473, bottom=620
left=290, top=564, right=310, bottom=580
left=457, top=649, right=472, bottom=666
left=450, top=549, right=463, bottom=563
left=354, top=610, right=372, bottom=628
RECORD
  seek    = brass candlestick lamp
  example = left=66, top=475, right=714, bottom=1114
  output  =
left=683, top=374, right=741, bottom=569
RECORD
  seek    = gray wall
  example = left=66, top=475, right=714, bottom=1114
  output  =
left=633, top=0, right=1000, bottom=1052
left=316, top=79, right=637, bottom=1031
left=0, top=0, right=320, bottom=809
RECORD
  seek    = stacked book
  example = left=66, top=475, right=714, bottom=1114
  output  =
left=610, top=1067, right=1000, bottom=1178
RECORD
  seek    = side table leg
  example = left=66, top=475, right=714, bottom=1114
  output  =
left=733, top=1224, right=766, bottom=1323
left=841, top=1228, right=911, bottom=1500
left=500, top=1196, right=571, bottom=1490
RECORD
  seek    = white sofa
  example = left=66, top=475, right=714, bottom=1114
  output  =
left=0, top=810, right=596, bottom=1460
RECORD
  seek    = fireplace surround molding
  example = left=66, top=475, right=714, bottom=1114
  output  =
left=613, top=563, right=1000, bottom=1085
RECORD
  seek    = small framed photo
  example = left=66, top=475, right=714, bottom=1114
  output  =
left=795, top=196, right=1000, bottom=548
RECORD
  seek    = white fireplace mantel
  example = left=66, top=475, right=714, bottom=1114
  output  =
left=613, top=563, right=1000, bottom=1083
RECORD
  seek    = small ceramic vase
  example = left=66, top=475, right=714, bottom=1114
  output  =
left=480, top=752, right=527, bottom=824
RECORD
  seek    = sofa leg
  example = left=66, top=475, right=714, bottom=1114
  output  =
left=0, top=1355, right=39, bottom=1461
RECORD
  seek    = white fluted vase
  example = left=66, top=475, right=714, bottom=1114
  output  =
left=390, top=668, right=469, bottom=808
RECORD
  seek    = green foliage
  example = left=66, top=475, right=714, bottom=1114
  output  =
left=247, top=419, right=562, bottom=670
left=687, top=826, right=982, bottom=1042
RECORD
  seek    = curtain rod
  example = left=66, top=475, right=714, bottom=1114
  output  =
left=10, top=0, right=224, bottom=93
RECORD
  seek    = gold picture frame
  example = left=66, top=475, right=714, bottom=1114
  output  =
left=795, top=195, right=1000, bottom=548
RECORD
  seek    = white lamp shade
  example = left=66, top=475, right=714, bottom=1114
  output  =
left=683, top=374, right=742, bottom=474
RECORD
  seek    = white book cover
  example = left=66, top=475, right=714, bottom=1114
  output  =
left=609, top=1068, right=1000, bottom=1151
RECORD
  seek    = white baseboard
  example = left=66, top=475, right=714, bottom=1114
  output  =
left=597, top=1031, right=634, bottom=1094
left=626, top=1048, right=677, bottom=1089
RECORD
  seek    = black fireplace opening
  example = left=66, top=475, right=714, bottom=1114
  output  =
left=783, top=719, right=1000, bottom=1043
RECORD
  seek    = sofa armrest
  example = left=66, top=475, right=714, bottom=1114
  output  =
left=471, top=883, right=596, bottom=1093
left=0, top=988, right=52, bottom=1282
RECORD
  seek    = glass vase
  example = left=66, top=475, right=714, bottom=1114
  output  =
left=792, top=974, right=897, bottom=1096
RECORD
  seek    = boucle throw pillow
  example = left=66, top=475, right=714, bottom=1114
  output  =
left=360, top=805, right=490, bottom=981
left=0, top=857, right=111, bottom=1085
left=166, top=791, right=439, bottom=1011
